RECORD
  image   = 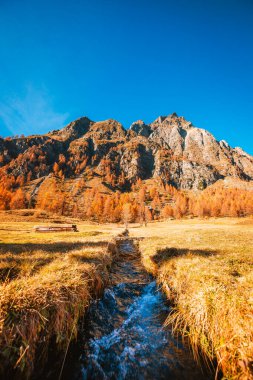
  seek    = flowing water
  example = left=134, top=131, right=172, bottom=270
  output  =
left=64, top=239, right=211, bottom=380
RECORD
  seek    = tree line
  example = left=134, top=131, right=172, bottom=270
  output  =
left=0, top=174, right=252, bottom=222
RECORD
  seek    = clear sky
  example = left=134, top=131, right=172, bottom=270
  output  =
left=0, top=0, right=253, bottom=154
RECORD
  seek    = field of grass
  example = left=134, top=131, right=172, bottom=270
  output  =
left=0, top=211, right=123, bottom=378
left=135, top=218, right=253, bottom=379
left=1, top=211, right=252, bottom=379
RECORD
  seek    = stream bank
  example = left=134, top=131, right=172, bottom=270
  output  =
left=61, top=238, right=211, bottom=380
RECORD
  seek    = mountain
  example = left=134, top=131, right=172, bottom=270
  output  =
left=1, top=113, right=253, bottom=185
left=0, top=113, right=252, bottom=215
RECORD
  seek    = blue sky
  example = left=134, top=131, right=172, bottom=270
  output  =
left=0, top=0, right=253, bottom=153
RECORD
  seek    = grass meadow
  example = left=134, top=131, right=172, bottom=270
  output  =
left=136, top=218, right=253, bottom=379
left=0, top=211, right=252, bottom=379
left=0, top=211, right=122, bottom=377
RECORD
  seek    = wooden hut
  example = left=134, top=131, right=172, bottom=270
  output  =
left=34, top=224, right=78, bottom=232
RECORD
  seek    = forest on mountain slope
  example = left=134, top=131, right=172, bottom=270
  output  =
left=0, top=114, right=253, bottom=221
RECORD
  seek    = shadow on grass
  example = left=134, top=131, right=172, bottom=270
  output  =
left=152, top=247, right=218, bottom=266
left=0, top=241, right=108, bottom=254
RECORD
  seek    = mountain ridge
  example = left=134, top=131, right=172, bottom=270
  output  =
left=0, top=113, right=252, bottom=197
left=2, top=113, right=251, bottom=155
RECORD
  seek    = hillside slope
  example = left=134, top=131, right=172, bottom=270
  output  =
left=0, top=113, right=252, bottom=216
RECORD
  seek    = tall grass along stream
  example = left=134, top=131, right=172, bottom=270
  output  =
left=62, top=239, right=210, bottom=380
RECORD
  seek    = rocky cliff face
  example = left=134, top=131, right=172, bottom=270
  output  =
left=1, top=113, right=253, bottom=192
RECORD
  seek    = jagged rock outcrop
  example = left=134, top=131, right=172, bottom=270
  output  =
left=129, top=120, right=152, bottom=137
left=0, top=113, right=252, bottom=193
left=49, top=116, right=93, bottom=141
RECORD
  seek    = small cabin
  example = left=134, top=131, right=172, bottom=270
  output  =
left=34, top=224, right=78, bottom=233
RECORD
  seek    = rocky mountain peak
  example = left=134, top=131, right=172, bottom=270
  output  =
left=88, top=119, right=126, bottom=140
left=129, top=120, right=152, bottom=137
left=234, top=147, right=251, bottom=158
left=0, top=113, right=252, bottom=192
left=130, top=119, right=145, bottom=126
left=50, top=116, right=93, bottom=141
left=150, top=116, right=167, bottom=129
left=150, top=113, right=192, bottom=130
left=219, top=140, right=230, bottom=149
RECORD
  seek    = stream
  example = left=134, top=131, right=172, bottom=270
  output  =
left=62, top=239, right=211, bottom=380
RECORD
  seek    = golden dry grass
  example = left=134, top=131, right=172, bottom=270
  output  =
left=135, top=218, right=253, bottom=379
left=0, top=212, right=121, bottom=377
left=1, top=211, right=253, bottom=379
